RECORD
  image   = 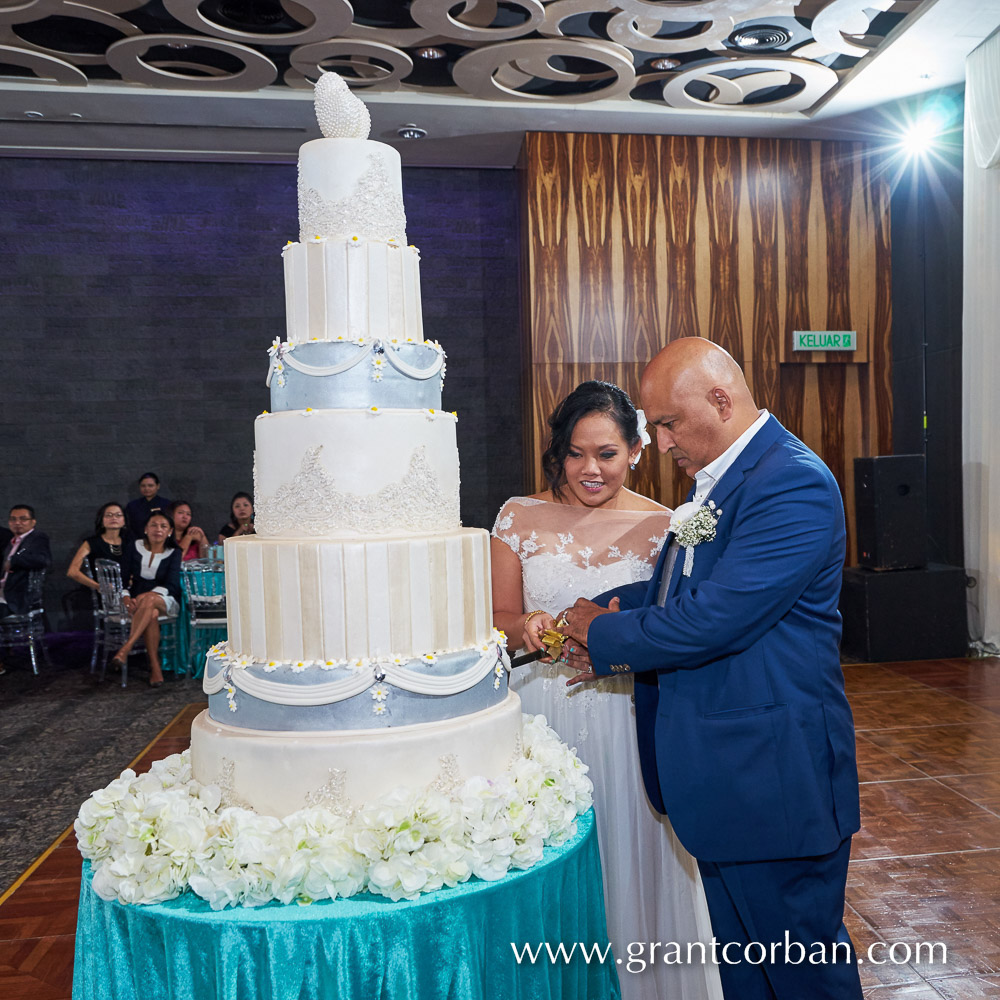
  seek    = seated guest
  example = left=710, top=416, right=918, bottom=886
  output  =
left=0, top=504, right=52, bottom=617
left=112, top=511, right=181, bottom=687
left=66, top=502, right=128, bottom=591
left=218, top=492, right=255, bottom=541
left=170, top=501, right=208, bottom=562
left=124, top=472, right=172, bottom=540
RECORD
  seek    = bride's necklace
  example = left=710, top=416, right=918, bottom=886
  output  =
left=105, top=535, right=122, bottom=556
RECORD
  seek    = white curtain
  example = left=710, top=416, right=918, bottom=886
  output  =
left=963, top=28, right=1000, bottom=648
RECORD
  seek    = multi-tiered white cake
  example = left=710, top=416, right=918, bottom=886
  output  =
left=76, top=75, right=591, bottom=908
left=190, top=74, right=521, bottom=817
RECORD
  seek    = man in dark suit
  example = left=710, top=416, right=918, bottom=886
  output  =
left=1, top=504, right=52, bottom=616
left=561, top=338, right=862, bottom=1000
left=124, top=472, right=172, bottom=540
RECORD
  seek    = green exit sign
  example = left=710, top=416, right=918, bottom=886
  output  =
left=793, top=331, right=856, bottom=351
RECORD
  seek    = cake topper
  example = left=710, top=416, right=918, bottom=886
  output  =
left=314, top=71, right=371, bottom=141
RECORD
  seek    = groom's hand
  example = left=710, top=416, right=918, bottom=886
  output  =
left=559, top=597, right=619, bottom=686
left=559, top=596, right=620, bottom=647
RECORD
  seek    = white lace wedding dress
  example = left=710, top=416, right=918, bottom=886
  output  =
left=493, top=497, right=723, bottom=1000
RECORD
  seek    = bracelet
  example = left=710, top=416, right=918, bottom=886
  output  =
left=523, top=609, right=546, bottom=632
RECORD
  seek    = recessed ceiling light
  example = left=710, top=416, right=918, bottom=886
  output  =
left=416, top=47, right=446, bottom=60
left=24, top=111, right=44, bottom=119
left=397, top=124, right=427, bottom=140
left=651, top=58, right=680, bottom=71
left=729, top=26, right=791, bottom=51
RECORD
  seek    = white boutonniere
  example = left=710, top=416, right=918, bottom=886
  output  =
left=669, top=500, right=722, bottom=576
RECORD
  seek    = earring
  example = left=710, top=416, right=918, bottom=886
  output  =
left=629, top=462, right=637, bottom=470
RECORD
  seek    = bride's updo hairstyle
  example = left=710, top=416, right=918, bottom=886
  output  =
left=542, top=380, right=641, bottom=499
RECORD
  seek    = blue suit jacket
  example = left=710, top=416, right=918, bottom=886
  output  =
left=587, top=415, right=860, bottom=863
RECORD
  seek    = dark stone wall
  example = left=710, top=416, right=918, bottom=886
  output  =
left=0, top=158, right=523, bottom=625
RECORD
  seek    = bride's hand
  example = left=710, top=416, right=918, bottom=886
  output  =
left=522, top=611, right=555, bottom=655
left=565, top=645, right=596, bottom=686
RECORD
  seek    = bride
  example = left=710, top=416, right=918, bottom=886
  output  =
left=491, top=381, right=722, bottom=1000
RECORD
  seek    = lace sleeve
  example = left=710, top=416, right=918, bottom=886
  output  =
left=491, top=497, right=545, bottom=560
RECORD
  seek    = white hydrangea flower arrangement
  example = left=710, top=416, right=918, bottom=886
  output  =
left=76, top=715, right=593, bottom=909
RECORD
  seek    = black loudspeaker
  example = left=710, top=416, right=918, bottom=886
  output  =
left=840, top=564, right=968, bottom=662
left=854, top=455, right=927, bottom=569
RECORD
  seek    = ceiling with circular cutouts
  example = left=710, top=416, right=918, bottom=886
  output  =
left=0, top=1, right=918, bottom=108
left=0, top=1, right=992, bottom=164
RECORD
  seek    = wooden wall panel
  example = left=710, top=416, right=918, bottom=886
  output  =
left=521, top=132, right=894, bottom=562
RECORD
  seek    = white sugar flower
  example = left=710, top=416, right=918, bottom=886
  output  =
left=371, top=684, right=389, bottom=702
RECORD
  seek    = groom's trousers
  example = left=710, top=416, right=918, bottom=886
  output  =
left=697, top=835, right=863, bottom=1000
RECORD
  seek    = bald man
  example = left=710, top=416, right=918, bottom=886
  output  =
left=561, top=338, right=862, bottom=1000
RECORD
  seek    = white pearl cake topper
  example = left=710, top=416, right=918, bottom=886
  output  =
left=314, top=71, right=371, bottom=140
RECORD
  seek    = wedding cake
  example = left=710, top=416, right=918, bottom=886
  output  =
left=76, top=73, right=592, bottom=907
left=191, top=73, right=521, bottom=815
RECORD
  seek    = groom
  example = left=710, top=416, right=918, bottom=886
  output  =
left=561, top=338, right=863, bottom=1000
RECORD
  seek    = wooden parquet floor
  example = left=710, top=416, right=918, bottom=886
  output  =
left=2, top=662, right=1000, bottom=999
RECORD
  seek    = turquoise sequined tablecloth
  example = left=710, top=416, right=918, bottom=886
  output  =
left=72, top=809, right=620, bottom=1000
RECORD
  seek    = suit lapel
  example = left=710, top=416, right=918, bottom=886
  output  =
left=647, top=483, right=694, bottom=605
left=703, top=414, right=784, bottom=513
left=644, top=541, right=671, bottom=605
left=655, top=416, right=786, bottom=601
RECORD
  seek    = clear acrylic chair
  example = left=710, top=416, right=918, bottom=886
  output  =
left=76, top=561, right=105, bottom=673
left=181, top=564, right=227, bottom=677
left=93, top=558, right=179, bottom=687
left=0, top=569, right=48, bottom=674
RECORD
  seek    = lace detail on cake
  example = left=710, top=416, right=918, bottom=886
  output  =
left=506, top=730, right=524, bottom=771
left=254, top=444, right=459, bottom=536
left=304, top=767, right=349, bottom=813
left=298, top=153, right=406, bottom=244
left=428, top=753, right=462, bottom=796
left=217, top=758, right=254, bottom=811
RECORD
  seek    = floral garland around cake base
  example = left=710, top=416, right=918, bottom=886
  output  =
left=75, top=715, right=593, bottom=909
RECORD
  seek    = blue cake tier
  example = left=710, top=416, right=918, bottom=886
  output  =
left=203, top=642, right=509, bottom=732
left=267, top=338, right=445, bottom=412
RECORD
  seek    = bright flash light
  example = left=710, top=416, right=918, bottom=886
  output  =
left=901, top=113, right=945, bottom=157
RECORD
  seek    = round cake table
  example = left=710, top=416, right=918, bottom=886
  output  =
left=72, top=809, right=621, bottom=1000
